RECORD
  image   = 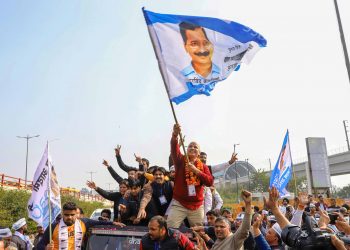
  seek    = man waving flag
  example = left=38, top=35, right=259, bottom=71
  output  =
left=143, top=8, right=267, bottom=104
left=270, top=130, right=293, bottom=197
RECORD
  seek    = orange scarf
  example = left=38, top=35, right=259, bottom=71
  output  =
left=185, top=158, right=204, bottom=186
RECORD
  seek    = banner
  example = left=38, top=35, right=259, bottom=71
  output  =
left=27, top=143, right=61, bottom=229
left=143, top=8, right=267, bottom=104
left=269, top=130, right=293, bottom=197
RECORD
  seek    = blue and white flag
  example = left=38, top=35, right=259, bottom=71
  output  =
left=143, top=8, right=267, bottom=104
left=27, top=143, right=61, bottom=229
left=269, top=130, right=293, bottom=197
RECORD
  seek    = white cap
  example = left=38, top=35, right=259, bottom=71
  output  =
left=12, top=218, right=26, bottom=231
left=272, top=223, right=282, bottom=237
left=169, top=166, right=175, bottom=172
left=262, top=210, right=268, bottom=215
left=0, top=228, right=12, bottom=239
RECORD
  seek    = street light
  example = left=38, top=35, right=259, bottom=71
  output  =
left=234, top=143, right=240, bottom=203
left=17, top=134, right=40, bottom=189
left=245, top=158, right=250, bottom=191
left=87, top=171, right=97, bottom=194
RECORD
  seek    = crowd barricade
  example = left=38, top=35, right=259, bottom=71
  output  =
left=0, top=173, right=105, bottom=202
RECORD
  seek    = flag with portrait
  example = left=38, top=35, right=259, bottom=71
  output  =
left=269, top=130, right=293, bottom=197
left=143, top=8, right=267, bottom=104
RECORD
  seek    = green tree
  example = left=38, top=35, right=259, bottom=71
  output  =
left=250, top=169, right=270, bottom=192
left=337, top=184, right=350, bottom=198
left=0, top=188, right=105, bottom=234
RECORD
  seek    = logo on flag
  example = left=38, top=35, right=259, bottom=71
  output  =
left=27, top=143, right=61, bottom=229
left=269, top=130, right=293, bottom=197
left=143, top=8, right=267, bottom=104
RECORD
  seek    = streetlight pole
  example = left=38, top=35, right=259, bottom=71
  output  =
left=343, top=120, right=350, bottom=151
left=333, top=0, right=350, bottom=85
left=234, top=143, right=240, bottom=203
left=17, top=134, right=40, bottom=189
left=87, top=171, right=97, bottom=194
left=245, top=159, right=250, bottom=191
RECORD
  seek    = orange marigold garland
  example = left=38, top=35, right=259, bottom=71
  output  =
left=185, top=158, right=204, bottom=186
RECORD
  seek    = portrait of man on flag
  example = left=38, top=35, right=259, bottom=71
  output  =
left=143, top=9, right=267, bottom=104
left=179, top=22, right=219, bottom=82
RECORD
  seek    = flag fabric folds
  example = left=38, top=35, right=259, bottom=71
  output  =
left=143, top=8, right=267, bottom=104
left=269, top=130, right=293, bottom=197
left=27, top=143, right=61, bottom=229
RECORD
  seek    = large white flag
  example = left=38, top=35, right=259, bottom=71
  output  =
left=143, top=8, right=267, bottom=104
left=27, top=143, right=61, bottom=229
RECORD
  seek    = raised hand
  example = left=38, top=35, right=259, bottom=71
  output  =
left=102, top=159, right=109, bottom=167
left=241, top=190, right=252, bottom=205
left=228, top=152, right=238, bottom=165
left=86, top=181, right=97, bottom=190
left=251, top=214, right=262, bottom=237
left=318, top=209, right=330, bottom=228
left=173, top=124, right=181, bottom=137
left=114, top=145, right=121, bottom=156
left=134, top=153, right=142, bottom=163
left=263, top=187, right=279, bottom=211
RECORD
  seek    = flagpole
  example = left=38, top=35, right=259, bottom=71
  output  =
left=287, top=130, right=298, bottom=196
left=143, top=8, right=188, bottom=159
left=47, top=142, right=53, bottom=243
left=333, top=0, right=350, bottom=85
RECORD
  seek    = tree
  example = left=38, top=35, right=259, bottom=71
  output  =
left=250, top=169, right=270, bottom=192
left=337, top=184, right=350, bottom=198
left=0, top=188, right=105, bottom=234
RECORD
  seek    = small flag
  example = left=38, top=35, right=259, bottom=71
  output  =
left=143, top=8, right=267, bottom=104
left=269, top=131, right=293, bottom=197
left=27, top=143, right=61, bottom=229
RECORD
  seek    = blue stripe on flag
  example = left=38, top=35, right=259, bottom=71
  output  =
left=143, top=8, right=267, bottom=47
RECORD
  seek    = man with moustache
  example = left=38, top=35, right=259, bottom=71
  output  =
left=140, top=216, right=195, bottom=250
left=179, top=22, right=220, bottom=90
left=37, top=202, right=124, bottom=250
left=137, top=166, right=173, bottom=220
left=211, top=190, right=253, bottom=250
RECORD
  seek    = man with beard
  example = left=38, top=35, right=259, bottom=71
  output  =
left=37, top=202, right=124, bottom=250
left=137, top=166, right=173, bottom=220
left=11, top=218, right=33, bottom=250
left=140, top=216, right=195, bottom=250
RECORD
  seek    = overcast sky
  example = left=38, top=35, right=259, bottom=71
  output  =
left=1, top=0, right=349, bottom=191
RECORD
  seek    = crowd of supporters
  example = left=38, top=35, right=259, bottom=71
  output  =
left=1, top=124, right=350, bottom=249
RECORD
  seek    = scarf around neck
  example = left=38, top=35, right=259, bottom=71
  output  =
left=58, top=218, right=83, bottom=250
